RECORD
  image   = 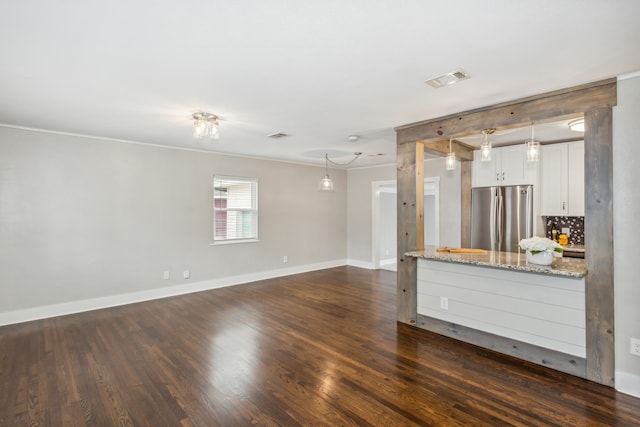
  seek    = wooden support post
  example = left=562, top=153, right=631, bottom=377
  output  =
left=584, top=107, right=615, bottom=386
left=460, top=161, right=472, bottom=248
left=396, top=141, right=423, bottom=324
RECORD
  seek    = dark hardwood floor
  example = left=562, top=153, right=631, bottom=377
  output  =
left=1, top=266, right=639, bottom=426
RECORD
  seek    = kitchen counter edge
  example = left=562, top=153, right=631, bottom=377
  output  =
left=405, top=247, right=587, bottom=279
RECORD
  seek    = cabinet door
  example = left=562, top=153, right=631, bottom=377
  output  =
left=473, top=150, right=500, bottom=187
left=540, top=144, right=568, bottom=216
left=501, top=145, right=526, bottom=186
left=568, top=141, right=585, bottom=216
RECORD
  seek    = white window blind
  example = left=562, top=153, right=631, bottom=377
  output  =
left=213, top=176, right=258, bottom=242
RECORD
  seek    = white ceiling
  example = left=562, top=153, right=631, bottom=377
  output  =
left=1, top=1, right=639, bottom=167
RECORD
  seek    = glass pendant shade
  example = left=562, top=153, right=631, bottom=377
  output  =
left=445, top=136, right=456, bottom=170
left=526, top=123, right=540, bottom=162
left=318, top=153, right=335, bottom=191
left=318, top=175, right=334, bottom=191
left=480, top=129, right=493, bottom=162
left=526, top=140, right=540, bottom=162
left=480, top=140, right=492, bottom=161
left=445, top=152, right=456, bottom=170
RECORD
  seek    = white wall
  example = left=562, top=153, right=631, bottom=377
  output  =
left=613, top=74, right=640, bottom=397
left=379, top=191, right=397, bottom=261
left=347, top=158, right=461, bottom=267
left=0, top=126, right=348, bottom=323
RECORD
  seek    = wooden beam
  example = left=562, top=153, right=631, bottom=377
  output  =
left=423, top=139, right=475, bottom=162
left=396, top=78, right=617, bottom=145
left=416, top=314, right=587, bottom=379
left=396, top=141, right=422, bottom=324
left=584, top=107, right=615, bottom=387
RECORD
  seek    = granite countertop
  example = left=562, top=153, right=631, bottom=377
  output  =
left=405, top=246, right=587, bottom=279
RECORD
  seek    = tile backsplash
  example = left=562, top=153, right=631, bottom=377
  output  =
left=544, top=216, right=584, bottom=245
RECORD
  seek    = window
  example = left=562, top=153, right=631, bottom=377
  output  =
left=213, top=176, right=258, bottom=243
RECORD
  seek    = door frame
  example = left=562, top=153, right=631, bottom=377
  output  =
left=371, top=178, right=440, bottom=269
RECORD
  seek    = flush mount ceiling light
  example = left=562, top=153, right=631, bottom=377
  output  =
left=193, top=112, right=219, bottom=140
left=480, top=128, right=495, bottom=162
left=569, top=118, right=585, bottom=132
left=318, top=152, right=362, bottom=192
left=446, top=136, right=456, bottom=171
left=526, top=123, right=540, bottom=162
left=425, top=69, right=471, bottom=88
left=348, top=135, right=359, bottom=142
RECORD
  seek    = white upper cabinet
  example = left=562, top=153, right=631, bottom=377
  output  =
left=473, top=144, right=537, bottom=187
left=567, top=141, right=585, bottom=216
left=540, top=141, right=584, bottom=216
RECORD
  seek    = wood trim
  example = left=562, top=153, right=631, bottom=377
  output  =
left=396, top=78, right=617, bottom=386
left=416, top=314, right=587, bottom=379
left=584, top=107, right=615, bottom=386
left=396, top=78, right=617, bottom=145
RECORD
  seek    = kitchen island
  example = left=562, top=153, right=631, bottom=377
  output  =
left=405, top=246, right=587, bottom=377
left=405, top=246, right=587, bottom=278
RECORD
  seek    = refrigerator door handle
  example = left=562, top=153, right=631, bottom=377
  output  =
left=525, top=188, right=533, bottom=239
left=497, top=193, right=503, bottom=247
left=490, top=189, right=497, bottom=251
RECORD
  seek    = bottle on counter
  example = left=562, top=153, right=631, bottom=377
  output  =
left=551, top=223, right=558, bottom=242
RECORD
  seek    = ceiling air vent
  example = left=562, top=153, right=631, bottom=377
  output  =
left=268, top=132, right=290, bottom=139
left=425, top=69, right=471, bottom=88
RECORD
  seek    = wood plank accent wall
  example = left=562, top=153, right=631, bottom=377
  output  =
left=395, top=78, right=617, bottom=386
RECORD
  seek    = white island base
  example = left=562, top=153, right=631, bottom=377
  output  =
left=413, top=255, right=587, bottom=377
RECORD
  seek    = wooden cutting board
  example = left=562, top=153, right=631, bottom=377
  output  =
left=437, top=247, right=488, bottom=254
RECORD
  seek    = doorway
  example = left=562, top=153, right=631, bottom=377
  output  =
left=372, top=178, right=440, bottom=271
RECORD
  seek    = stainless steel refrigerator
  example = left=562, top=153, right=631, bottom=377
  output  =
left=471, top=185, right=533, bottom=253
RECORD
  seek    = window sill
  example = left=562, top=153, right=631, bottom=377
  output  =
left=211, top=239, right=260, bottom=246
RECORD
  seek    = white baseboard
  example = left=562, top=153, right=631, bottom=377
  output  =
left=0, top=259, right=347, bottom=326
left=379, top=258, right=396, bottom=266
left=347, top=259, right=374, bottom=269
left=616, top=371, right=640, bottom=398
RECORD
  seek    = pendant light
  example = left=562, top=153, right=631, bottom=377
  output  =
left=318, top=152, right=362, bottom=191
left=445, top=136, right=456, bottom=171
left=480, top=128, right=494, bottom=162
left=318, top=153, right=335, bottom=191
left=526, top=123, right=540, bottom=162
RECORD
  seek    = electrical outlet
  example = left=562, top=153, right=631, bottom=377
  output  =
left=562, top=227, right=570, bottom=236
left=183, top=270, right=190, bottom=279
left=631, top=338, right=640, bottom=356
left=163, top=271, right=170, bottom=280
left=439, top=297, right=449, bottom=310
left=283, top=255, right=288, bottom=264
